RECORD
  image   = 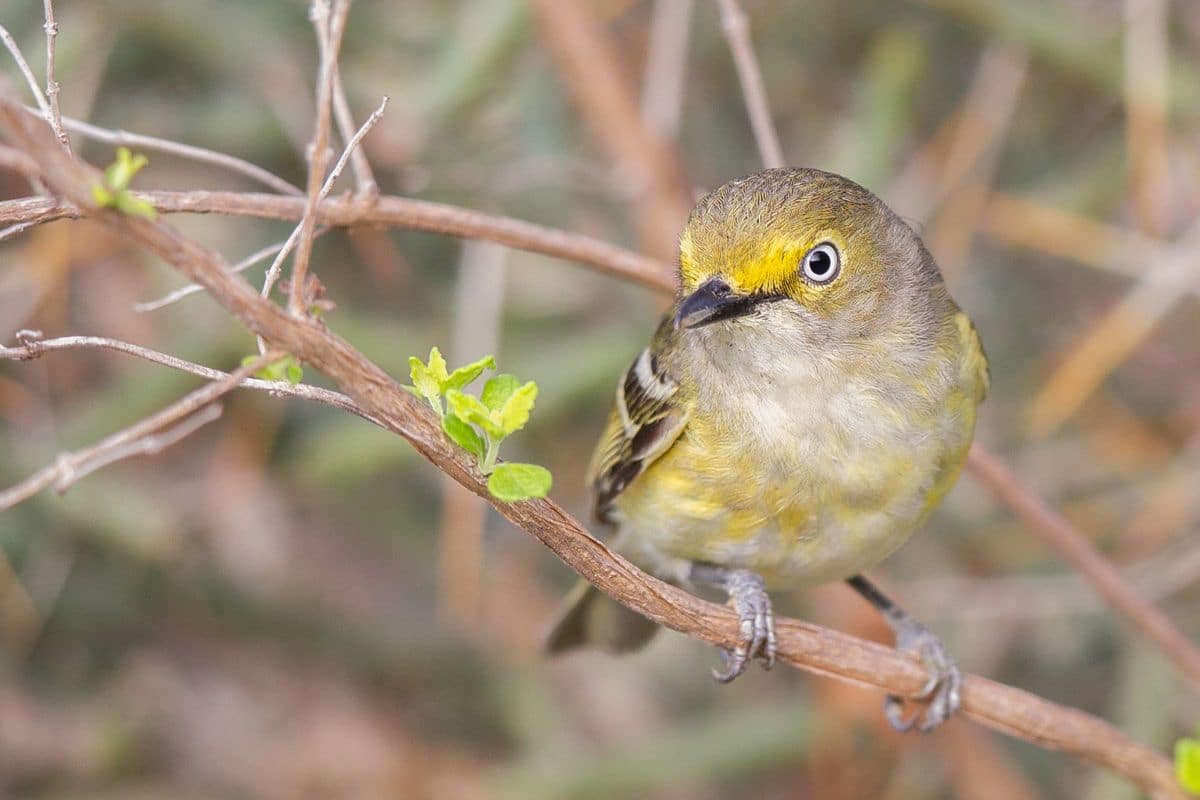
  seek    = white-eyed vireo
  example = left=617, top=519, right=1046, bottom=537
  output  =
left=547, top=167, right=989, bottom=732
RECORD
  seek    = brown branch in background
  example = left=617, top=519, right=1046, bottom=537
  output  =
left=40, top=0, right=68, bottom=153
left=528, top=0, right=692, bottom=262
left=1026, top=0, right=1188, bottom=437
left=1027, top=221, right=1200, bottom=437
left=438, top=240, right=508, bottom=632
left=0, top=345, right=274, bottom=512
left=978, top=191, right=1200, bottom=291
left=0, top=82, right=1189, bottom=800
left=713, top=0, right=1200, bottom=700
left=967, top=446, right=1200, bottom=690
left=714, top=0, right=785, bottom=169
left=287, top=0, right=351, bottom=317
left=641, top=0, right=694, bottom=139
left=1123, top=0, right=1171, bottom=236
left=921, top=44, right=1028, bottom=276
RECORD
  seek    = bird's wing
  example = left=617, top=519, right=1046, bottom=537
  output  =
left=587, top=316, right=691, bottom=524
left=955, top=310, right=990, bottom=403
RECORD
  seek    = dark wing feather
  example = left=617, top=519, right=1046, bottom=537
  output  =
left=587, top=317, right=690, bottom=523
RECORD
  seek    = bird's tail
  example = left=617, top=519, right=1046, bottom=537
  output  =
left=543, top=579, right=660, bottom=655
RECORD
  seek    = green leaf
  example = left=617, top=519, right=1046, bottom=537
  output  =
left=487, top=462, right=552, bottom=502
left=442, top=413, right=485, bottom=460
left=285, top=362, right=304, bottom=385
left=481, top=373, right=519, bottom=410
left=426, top=346, right=448, bottom=383
left=444, top=355, right=496, bottom=393
left=498, top=381, right=538, bottom=435
left=1179, top=737, right=1200, bottom=794
left=446, top=389, right=504, bottom=438
left=106, top=147, right=148, bottom=190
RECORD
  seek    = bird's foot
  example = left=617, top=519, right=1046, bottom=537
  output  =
left=884, top=617, right=961, bottom=733
left=690, top=565, right=776, bottom=683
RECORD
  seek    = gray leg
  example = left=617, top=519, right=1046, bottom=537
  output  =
left=846, top=574, right=961, bottom=732
left=690, top=563, right=777, bottom=683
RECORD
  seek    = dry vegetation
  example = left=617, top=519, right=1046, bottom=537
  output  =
left=2, top=1, right=1200, bottom=798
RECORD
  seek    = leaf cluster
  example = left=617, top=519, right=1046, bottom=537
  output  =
left=408, top=347, right=551, bottom=502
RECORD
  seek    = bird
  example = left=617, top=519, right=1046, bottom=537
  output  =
left=545, top=167, right=988, bottom=732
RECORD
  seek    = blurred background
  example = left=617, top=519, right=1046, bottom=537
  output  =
left=3, top=0, right=1200, bottom=797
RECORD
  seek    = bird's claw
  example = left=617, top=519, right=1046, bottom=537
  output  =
left=711, top=570, right=776, bottom=683
left=884, top=620, right=961, bottom=732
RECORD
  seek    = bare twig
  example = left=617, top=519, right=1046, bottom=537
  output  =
left=714, top=0, right=785, bottom=169
left=40, top=0, right=69, bottom=153
left=331, top=68, right=378, bottom=198
left=0, top=189, right=672, bottom=291
left=0, top=349, right=272, bottom=512
left=0, top=23, right=52, bottom=119
left=135, top=238, right=293, bottom=312
left=287, top=0, right=351, bottom=317
left=55, top=112, right=303, bottom=196
left=0, top=82, right=1188, bottom=800
left=258, top=94, right=387, bottom=310
left=0, top=218, right=44, bottom=243
left=0, top=333, right=378, bottom=426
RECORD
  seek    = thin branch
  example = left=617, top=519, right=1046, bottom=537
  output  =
left=0, top=332, right=379, bottom=426
left=714, top=0, right=785, bottom=169
left=331, top=66, right=378, bottom=198
left=56, top=111, right=303, bottom=196
left=0, top=23, right=52, bottom=119
left=0, top=218, right=44, bottom=243
left=0, top=82, right=1187, bottom=800
left=287, top=0, right=351, bottom=317
left=135, top=238, right=292, bottom=312
left=41, top=0, right=69, bottom=153
left=0, top=189, right=672, bottom=291
left=0, top=350, right=273, bottom=512
left=258, top=94, right=387, bottom=309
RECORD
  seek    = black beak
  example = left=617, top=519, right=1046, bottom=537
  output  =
left=673, top=278, right=783, bottom=329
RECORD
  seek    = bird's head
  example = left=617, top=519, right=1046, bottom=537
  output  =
left=673, top=168, right=942, bottom=334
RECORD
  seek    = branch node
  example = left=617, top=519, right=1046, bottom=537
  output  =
left=15, top=328, right=46, bottom=359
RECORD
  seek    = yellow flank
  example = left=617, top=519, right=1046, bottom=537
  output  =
left=593, top=167, right=988, bottom=591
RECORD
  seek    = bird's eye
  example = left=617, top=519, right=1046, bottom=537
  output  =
left=801, top=242, right=841, bottom=284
